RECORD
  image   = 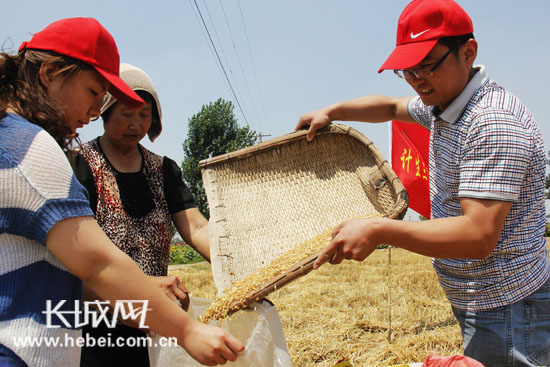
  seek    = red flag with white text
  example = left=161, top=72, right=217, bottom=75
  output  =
left=391, top=120, right=431, bottom=218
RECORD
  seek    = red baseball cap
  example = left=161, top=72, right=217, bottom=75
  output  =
left=378, top=0, right=473, bottom=73
left=19, top=17, right=144, bottom=108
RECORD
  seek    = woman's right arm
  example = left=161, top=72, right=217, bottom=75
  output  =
left=46, top=215, right=244, bottom=366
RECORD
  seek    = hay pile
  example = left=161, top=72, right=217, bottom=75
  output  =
left=170, top=248, right=463, bottom=366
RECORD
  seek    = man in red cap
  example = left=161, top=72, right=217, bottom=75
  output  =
left=296, top=1, right=550, bottom=366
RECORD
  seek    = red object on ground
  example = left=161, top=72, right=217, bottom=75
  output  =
left=422, top=354, right=485, bottom=366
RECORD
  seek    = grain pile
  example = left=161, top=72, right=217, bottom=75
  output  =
left=170, top=247, right=464, bottom=366
left=199, top=215, right=381, bottom=324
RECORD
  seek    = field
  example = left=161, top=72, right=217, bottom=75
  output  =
left=169, top=247, right=463, bottom=366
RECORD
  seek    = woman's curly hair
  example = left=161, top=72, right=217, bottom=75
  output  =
left=0, top=49, right=94, bottom=150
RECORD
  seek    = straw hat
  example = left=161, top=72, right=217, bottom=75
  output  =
left=100, top=63, right=162, bottom=142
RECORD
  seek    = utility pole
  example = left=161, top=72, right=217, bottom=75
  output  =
left=256, top=133, right=271, bottom=143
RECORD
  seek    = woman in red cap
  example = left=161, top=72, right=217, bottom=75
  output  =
left=0, top=17, right=243, bottom=367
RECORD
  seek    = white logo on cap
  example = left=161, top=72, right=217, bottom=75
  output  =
left=410, top=29, right=430, bottom=39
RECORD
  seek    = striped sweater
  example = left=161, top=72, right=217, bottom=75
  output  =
left=0, top=113, right=93, bottom=366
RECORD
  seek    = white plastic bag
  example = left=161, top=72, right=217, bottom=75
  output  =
left=149, top=297, right=291, bottom=367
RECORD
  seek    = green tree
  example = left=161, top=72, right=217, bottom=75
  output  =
left=181, top=98, right=257, bottom=218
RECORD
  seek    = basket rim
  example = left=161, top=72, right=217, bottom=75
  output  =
left=200, top=123, right=408, bottom=220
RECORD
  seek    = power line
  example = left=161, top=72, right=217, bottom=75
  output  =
left=201, top=0, right=231, bottom=70
left=188, top=0, right=227, bottom=88
left=237, top=0, right=269, bottom=131
left=218, top=0, right=261, bottom=129
left=190, top=0, right=250, bottom=126
left=200, top=0, right=249, bottom=123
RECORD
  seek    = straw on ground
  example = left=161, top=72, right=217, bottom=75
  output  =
left=170, top=247, right=463, bottom=366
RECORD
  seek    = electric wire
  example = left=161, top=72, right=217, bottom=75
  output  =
left=190, top=0, right=251, bottom=126
left=201, top=0, right=249, bottom=123
left=218, top=0, right=261, bottom=130
left=237, top=0, right=270, bottom=131
left=188, top=0, right=227, bottom=89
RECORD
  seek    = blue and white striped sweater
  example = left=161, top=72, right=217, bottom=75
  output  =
left=0, top=113, right=93, bottom=367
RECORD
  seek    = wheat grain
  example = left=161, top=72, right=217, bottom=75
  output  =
left=200, top=214, right=381, bottom=323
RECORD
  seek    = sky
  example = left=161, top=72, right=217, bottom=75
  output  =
left=3, top=1, right=550, bottom=219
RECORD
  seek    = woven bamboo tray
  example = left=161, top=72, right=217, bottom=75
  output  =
left=200, top=123, right=408, bottom=296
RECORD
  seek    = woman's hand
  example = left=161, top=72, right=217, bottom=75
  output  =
left=152, top=275, right=190, bottom=311
left=181, top=319, right=245, bottom=366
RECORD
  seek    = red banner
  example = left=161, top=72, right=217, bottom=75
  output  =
left=391, top=120, right=431, bottom=219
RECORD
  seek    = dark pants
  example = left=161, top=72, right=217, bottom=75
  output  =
left=0, top=350, right=26, bottom=367
left=80, top=321, right=150, bottom=367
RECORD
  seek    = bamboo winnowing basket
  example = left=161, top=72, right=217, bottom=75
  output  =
left=200, top=123, right=408, bottom=295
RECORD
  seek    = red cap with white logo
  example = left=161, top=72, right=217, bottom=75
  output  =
left=378, top=0, right=473, bottom=73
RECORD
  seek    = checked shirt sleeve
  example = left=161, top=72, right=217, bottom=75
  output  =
left=458, top=108, right=531, bottom=202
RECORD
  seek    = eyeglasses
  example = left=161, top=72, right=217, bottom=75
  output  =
left=394, top=45, right=457, bottom=80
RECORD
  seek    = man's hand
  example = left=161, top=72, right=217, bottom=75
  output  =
left=313, top=218, right=381, bottom=269
left=295, top=108, right=333, bottom=141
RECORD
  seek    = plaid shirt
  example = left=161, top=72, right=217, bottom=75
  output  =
left=408, top=65, right=550, bottom=311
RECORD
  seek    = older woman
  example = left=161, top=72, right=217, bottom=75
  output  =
left=71, top=63, right=213, bottom=367
left=1, top=18, right=242, bottom=367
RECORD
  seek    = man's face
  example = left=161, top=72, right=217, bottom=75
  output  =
left=404, top=41, right=476, bottom=111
